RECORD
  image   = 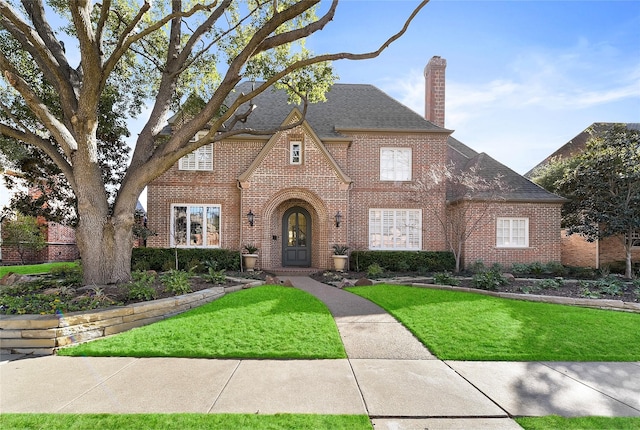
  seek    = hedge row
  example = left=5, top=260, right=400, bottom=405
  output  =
left=349, top=251, right=455, bottom=273
left=131, top=248, right=241, bottom=272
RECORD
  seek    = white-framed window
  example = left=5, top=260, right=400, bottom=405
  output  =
left=179, top=132, right=212, bottom=171
left=380, top=147, right=412, bottom=181
left=290, top=141, right=302, bottom=165
left=369, top=209, right=421, bottom=250
left=171, top=204, right=220, bottom=247
left=496, top=217, right=529, bottom=248
left=628, top=230, right=640, bottom=248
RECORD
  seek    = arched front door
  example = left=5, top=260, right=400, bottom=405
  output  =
left=282, top=207, right=311, bottom=267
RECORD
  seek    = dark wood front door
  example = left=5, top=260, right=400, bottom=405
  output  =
left=282, top=207, right=311, bottom=267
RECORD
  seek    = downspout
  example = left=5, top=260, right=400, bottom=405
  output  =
left=346, top=181, right=354, bottom=271
left=237, top=180, right=244, bottom=272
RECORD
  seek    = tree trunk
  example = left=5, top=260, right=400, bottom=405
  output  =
left=625, top=245, right=633, bottom=279
left=74, top=173, right=135, bottom=285
left=75, top=212, right=134, bottom=285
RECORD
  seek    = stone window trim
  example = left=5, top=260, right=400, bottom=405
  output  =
left=496, top=217, right=529, bottom=248
left=380, top=147, right=412, bottom=181
left=179, top=131, right=213, bottom=171
left=170, top=204, right=221, bottom=248
left=368, top=208, right=422, bottom=250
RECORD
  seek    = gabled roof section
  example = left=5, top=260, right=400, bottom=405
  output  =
left=238, top=107, right=352, bottom=185
left=446, top=137, right=565, bottom=203
left=228, top=82, right=450, bottom=139
left=525, top=122, right=640, bottom=178
left=451, top=152, right=566, bottom=203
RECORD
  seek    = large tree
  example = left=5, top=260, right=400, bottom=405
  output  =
left=0, top=0, right=428, bottom=284
left=556, top=124, right=640, bottom=278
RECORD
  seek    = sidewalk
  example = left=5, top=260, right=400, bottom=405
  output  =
left=1, top=276, right=639, bottom=429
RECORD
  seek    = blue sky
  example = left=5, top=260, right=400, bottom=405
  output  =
left=1, top=0, right=639, bottom=209
left=308, top=0, right=640, bottom=174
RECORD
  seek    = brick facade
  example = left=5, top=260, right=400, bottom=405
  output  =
left=146, top=57, right=564, bottom=271
left=1, top=222, right=79, bottom=265
left=462, top=202, right=562, bottom=268
left=147, top=112, right=563, bottom=270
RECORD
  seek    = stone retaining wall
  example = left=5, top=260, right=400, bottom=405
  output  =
left=0, top=280, right=262, bottom=356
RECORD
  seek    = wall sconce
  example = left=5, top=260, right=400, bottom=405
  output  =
left=335, top=211, right=342, bottom=228
left=247, top=209, right=255, bottom=227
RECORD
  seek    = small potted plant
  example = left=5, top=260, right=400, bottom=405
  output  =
left=332, top=244, right=349, bottom=272
left=243, top=244, right=259, bottom=272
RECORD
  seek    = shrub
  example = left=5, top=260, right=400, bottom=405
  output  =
left=350, top=251, right=455, bottom=273
left=468, top=260, right=486, bottom=274
left=161, top=270, right=192, bottom=295
left=536, top=278, right=563, bottom=290
left=545, top=261, right=566, bottom=276
left=529, top=261, right=545, bottom=276
left=132, top=248, right=241, bottom=272
left=433, top=271, right=457, bottom=285
left=579, top=284, right=600, bottom=299
left=566, top=266, right=598, bottom=279
left=595, top=275, right=623, bottom=296
left=395, top=260, right=410, bottom=272
left=510, top=263, right=530, bottom=275
left=433, top=271, right=459, bottom=286
left=367, top=263, right=384, bottom=279
left=127, top=271, right=157, bottom=302
left=472, top=270, right=509, bottom=291
left=203, top=267, right=226, bottom=284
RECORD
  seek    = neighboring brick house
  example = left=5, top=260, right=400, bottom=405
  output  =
left=527, top=122, right=640, bottom=269
left=1, top=183, right=146, bottom=264
left=147, top=56, right=564, bottom=271
left=0, top=219, right=79, bottom=265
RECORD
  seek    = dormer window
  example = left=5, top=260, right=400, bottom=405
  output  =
left=179, top=132, right=212, bottom=171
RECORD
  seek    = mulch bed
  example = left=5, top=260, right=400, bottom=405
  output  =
left=310, top=270, right=640, bottom=303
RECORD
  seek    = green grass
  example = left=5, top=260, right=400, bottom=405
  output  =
left=58, top=285, right=346, bottom=359
left=346, top=285, right=640, bottom=361
left=516, top=416, right=640, bottom=429
left=0, top=413, right=372, bottom=430
left=0, top=262, right=77, bottom=277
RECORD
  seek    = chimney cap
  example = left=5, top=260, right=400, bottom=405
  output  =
left=425, top=56, right=447, bottom=74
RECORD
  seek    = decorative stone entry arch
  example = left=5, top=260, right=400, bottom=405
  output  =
left=261, top=188, right=330, bottom=270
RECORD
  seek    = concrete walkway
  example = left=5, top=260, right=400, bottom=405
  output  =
left=2, top=276, right=639, bottom=429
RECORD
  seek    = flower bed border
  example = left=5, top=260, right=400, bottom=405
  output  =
left=0, top=279, right=263, bottom=356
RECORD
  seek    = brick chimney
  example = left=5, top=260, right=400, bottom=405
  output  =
left=424, top=56, right=447, bottom=128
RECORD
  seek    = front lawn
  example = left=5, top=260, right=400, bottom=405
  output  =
left=58, top=285, right=346, bottom=359
left=0, top=413, right=372, bottom=430
left=0, top=262, right=77, bottom=277
left=347, top=285, right=640, bottom=361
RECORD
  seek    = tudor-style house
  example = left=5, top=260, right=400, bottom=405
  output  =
left=146, top=56, right=564, bottom=271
